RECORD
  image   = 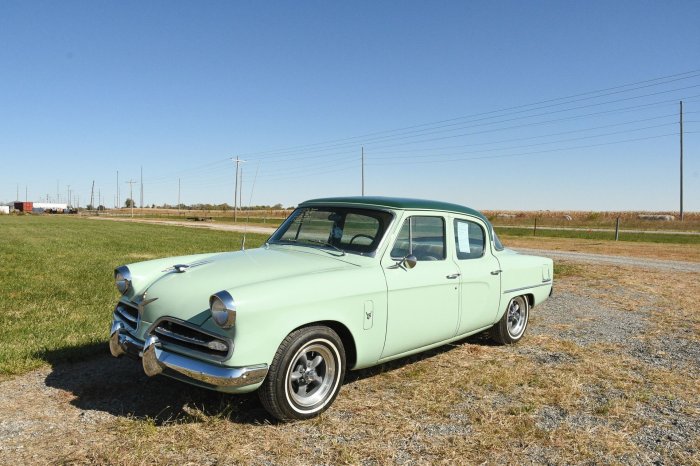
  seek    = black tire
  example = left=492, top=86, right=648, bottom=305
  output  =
left=258, top=326, right=346, bottom=421
left=490, top=295, right=529, bottom=345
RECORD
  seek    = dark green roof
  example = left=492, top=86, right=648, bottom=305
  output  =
left=300, top=196, right=489, bottom=223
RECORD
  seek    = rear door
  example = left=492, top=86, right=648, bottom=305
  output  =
left=452, top=216, right=502, bottom=334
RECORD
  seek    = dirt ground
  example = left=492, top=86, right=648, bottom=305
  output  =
left=1, top=253, right=699, bottom=465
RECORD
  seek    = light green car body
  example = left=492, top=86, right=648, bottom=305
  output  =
left=111, top=197, right=553, bottom=394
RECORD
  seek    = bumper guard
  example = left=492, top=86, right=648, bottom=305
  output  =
left=109, top=319, right=268, bottom=389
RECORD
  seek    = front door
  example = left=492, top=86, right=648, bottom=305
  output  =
left=380, top=214, right=460, bottom=358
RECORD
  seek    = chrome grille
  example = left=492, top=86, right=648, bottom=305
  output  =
left=115, top=302, right=139, bottom=331
left=149, top=318, right=230, bottom=360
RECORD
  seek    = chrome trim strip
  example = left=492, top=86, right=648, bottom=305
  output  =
left=503, top=282, right=552, bottom=294
left=115, top=305, right=138, bottom=325
left=142, top=336, right=268, bottom=388
left=154, top=326, right=228, bottom=352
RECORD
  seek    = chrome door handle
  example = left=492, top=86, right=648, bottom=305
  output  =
left=446, top=273, right=461, bottom=279
left=491, top=270, right=502, bottom=275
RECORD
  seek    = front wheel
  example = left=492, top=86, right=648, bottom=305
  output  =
left=259, top=326, right=346, bottom=421
left=490, top=295, right=529, bottom=344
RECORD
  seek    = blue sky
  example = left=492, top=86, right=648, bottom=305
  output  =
left=1, top=1, right=699, bottom=211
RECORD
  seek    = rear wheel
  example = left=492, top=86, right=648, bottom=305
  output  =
left=490, top=295, right=529, bottom=344
left=259, top=326, right=346, bottom=421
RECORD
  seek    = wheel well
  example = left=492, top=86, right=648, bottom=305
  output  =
left=524, top=293, right=535, bottom=308
left=294, top=320, right=357, bottom=370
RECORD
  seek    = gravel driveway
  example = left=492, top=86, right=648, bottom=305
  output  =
left=1, top=252, right=698, bottom=464
left=514, top=247, right=700, bottom=272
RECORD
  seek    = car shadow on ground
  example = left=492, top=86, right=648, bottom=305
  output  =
left=41, top=332, right=496, bottom=426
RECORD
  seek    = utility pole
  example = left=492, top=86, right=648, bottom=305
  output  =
left=140, top=166, right=143, bottom=208
left=57, top=180, right=59, bottom=203
left=98, top=189, right=101, bottom=213
left=25, top=185, right=27, bottom=202
left=680, top=101, right=684, bottom=221
left=361, top=146, right=365, bottom=196
left=232, top=157, right=246, bottom=222
left=125, top=180, right=136, bottom=218
left=239, top=166, right=244, bottom=215
left=16, top=184, right=19, bottom=202
left=178, top=178, right=181, bottom=214
left=90, top=180, right=95, bottom=211
left=67, top=185, right=70, bottom=207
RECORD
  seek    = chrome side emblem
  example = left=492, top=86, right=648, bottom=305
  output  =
left=134, top=292, right=158, bottom=317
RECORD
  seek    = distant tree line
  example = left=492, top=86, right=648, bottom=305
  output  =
left=129, top=202, right=294, bottom=210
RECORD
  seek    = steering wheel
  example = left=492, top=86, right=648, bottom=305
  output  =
left=348, top=234, right=374, bottom=245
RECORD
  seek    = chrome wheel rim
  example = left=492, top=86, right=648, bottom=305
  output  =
left=287, top=341, right=337, bottom=409
left=506, top=297, right=528, bottom=338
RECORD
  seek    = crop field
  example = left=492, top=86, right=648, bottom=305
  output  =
left=485, top=209, right=700, bottom=228
left=93, top=208, right=700, bottom=243
left=0, top=215, right=698, bottom=464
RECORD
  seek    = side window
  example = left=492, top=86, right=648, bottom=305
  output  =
left=454, top=219, right=486, bottom=260
left=390, top=216, right=445, bottom=261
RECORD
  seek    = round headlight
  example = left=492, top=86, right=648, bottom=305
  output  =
left=209, top=291, right=236, bottom=328
left=114, top=266, right=132, bottom=295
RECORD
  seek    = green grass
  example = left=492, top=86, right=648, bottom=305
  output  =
left=553, top=263, right=583, bottom=278
left=497, top=226, right=700, bottom=244
left=0, top=215, right=267, bottom=376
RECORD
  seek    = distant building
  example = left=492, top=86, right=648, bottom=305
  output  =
left=0, top=205, right=9, bottom=214
left=14, top=202, right=33, bottom=212
left=33, top=202, right=68, bottom=210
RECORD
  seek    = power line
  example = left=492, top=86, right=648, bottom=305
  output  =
left=239, top=70, right=700, bottom=158
left=223, top=110, right=687, bottom=177
left=367, top=121, right=679, bottom=162
left=110, top=73, right=700, bottom=202
left=367, top=132, right=681, bottom=167
left=252, top=132, right=681, bottom=183
left=246, top=85, right=700, bottom=160
left=236, top=92, right=700, bottom=167
left=135, top=90, right=700, bottom=192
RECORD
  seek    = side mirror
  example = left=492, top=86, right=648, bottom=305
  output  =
left=400, top=254, right=417, bottom=270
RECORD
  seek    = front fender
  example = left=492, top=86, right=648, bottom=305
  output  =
left=219, top=265, right=388, bottom=370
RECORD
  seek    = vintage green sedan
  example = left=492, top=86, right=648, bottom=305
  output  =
left=110, top=197, right=553, bottom=420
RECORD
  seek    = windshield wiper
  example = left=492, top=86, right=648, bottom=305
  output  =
left=269, top=238, right=345, bottom=256
left=303, top=239, right=346, bottom=256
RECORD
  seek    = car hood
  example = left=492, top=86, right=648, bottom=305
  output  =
left=126, top=246, right=359, bottom=324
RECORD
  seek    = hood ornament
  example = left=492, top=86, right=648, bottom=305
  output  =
left=172, top=264, right=190, bottom=273
left=162, top=259, right=214, bottom=274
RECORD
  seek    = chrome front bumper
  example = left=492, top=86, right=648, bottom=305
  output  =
left=109, top=320, right=268, bottom=390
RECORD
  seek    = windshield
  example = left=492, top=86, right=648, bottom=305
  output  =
left=269, top=206, right=393, bottom=255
